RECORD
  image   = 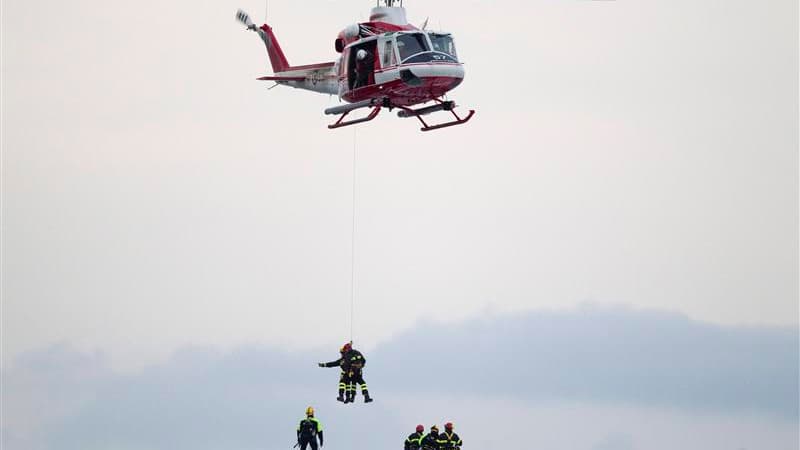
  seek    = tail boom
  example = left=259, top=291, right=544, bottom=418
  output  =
left=252, top=22, right=337, bottom=94
left=259, top=62, right=338, bottom=95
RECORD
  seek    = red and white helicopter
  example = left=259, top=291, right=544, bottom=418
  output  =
left=236, top=0, right=474, bottom=131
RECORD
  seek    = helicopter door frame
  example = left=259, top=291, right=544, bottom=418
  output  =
left=378, top=35, right=398, bottom=69
left=375, top=34, right=398, bottom=86
left=345, top=37, right=379, bottom=91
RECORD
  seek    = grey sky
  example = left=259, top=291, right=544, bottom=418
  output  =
left=2, top=0, right=797, bottom=371
left=3, top=307, right=798, bottom=450
left=1, top=0, right=798, bottom=447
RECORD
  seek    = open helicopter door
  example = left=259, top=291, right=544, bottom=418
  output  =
left=346, top=39, right=378, bottom=91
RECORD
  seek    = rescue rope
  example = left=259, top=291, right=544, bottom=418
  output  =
left=349, top=128, right=358, bottom=344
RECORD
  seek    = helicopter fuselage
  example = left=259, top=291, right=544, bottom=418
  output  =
left=335, top=30, right=465, bottom=106
left=240, top=3, right=473, bottom=130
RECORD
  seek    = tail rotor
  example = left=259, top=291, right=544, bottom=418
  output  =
left=236, top=9, right=256, bottom=30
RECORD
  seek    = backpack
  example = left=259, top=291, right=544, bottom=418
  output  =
left=299, top=419, right=317, bottom=437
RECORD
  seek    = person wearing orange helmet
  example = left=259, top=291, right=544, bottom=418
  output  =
left=438, top=423, right=462, bottom=450
left=318, top=342, right=373, bottom=404
left=405, top=425, right=425, bottom=450
left=297, top=406, right=324, bottom=450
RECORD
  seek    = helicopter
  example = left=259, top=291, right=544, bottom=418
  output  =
left=236, top=0, right=474, bottom=132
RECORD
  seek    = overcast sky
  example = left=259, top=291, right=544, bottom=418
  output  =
left=4, top=307, right=798, bottom=450
left=1, top=0, right=798, bottom=448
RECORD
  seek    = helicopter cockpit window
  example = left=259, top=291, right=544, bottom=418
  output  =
left=429, top=33, right=457, bottom=59
left=396, top=33, right=430, bottom=62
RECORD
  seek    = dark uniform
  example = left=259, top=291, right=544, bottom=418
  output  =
left=319, top=344, right=372, bottom=403
left=297, top=412, right=323, bottom=450
left=438, top=431, right=462, bottom=450
left=405, top=430, right=424, bottom=450
left=354, top=50, right=372, bottom=88
left=421, top=428, right=440, bottom=450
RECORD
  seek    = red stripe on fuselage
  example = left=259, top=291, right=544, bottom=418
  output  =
left=282, top=62, right=335, bottom=72
left=341, top=76, right=463, bottom=106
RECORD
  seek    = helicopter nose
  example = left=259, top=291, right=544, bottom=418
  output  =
left=400, top=63, right=465, bottom=91
left=403, top=62, right=465, bottom=81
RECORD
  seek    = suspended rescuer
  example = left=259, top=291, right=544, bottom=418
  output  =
left=405, top=425, right=425, bottom=450
left=421, top=425, right=440, bottom=450
left=297, top=406, right=324, bottom=450
left=438, top=423, right=463, bottom=450
left=318, top=342, right=373, bottom=403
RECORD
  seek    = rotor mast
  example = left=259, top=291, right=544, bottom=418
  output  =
left=370, top=0, right=408, bottom=25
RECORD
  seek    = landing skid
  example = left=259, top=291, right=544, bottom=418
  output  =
left=325, top=98, right=386, bottom=130
left=395, top=100, right=475, bottom=132
left=324, top=98, right=474, bottom=131
left=328, top=106, right=382, bottom=129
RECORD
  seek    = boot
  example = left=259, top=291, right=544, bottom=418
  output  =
left=345, top=390, right=354, bottom=404
left=363, top=391, right=373, bottom=403
left=337, top=384, right=345, bottom=402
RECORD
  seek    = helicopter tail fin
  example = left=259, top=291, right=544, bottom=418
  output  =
left=258, top=23, right=290, bottom=73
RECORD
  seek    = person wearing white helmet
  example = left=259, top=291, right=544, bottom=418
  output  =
left=353, top=48, right=373, bottom=88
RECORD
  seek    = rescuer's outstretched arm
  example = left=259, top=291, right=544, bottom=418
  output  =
left=318, top=358, right=342, bottom=368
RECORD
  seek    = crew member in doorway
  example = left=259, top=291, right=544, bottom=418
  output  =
left=354, top=49, right=372, bottom=89
left=405, top=424, right=425, bottom=450
left=318, top=342, right=373, bottom=404
left=297, top=407, right=324, bottom=450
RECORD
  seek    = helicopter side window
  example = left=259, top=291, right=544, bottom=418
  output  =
left=382, top=40, right=396, bottom=67
left=396, top=33, right=430, bottom=62
left=429, top=33, right=457, bottom=59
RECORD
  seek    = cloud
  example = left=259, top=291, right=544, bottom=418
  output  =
left=371, top=304, right=799, bottom=418
left=2, top=306, right=797, bottom=450
left=592, top=433, right=635, bottom=450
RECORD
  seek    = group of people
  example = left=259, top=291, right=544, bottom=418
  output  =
left=406, top=423, right=463, bottom=450
left=297, top=408, right=463, bottom=450
left=296, top=342, right=463, bottom=450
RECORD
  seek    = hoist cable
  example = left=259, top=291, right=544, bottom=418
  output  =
left=349, top=128, right=357, bottom=344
